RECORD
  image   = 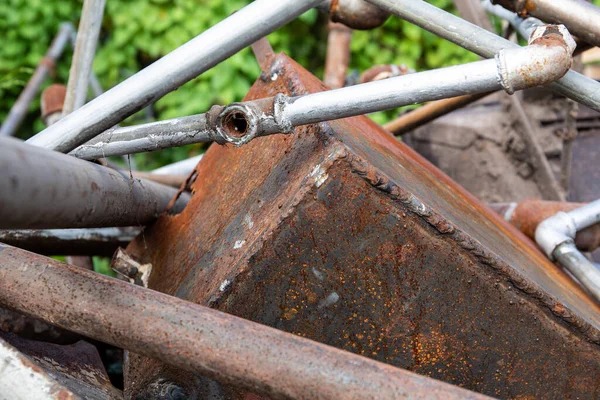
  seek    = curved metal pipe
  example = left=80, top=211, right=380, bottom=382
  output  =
left=492, top=0, right=600, bottom=48
left=364, top=0, right=600, bottom=112
left=535, top=199, right=600, bottom=301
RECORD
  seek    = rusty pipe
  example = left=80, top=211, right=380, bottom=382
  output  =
left=0, top=227, right=140, bottom=256
left=359, top=64, right=411, bottom=83
left=324, top=22, right=353, bottom=89
left=0, top=23, right=73, bottom=137
left=329, top=0, right=390, bottom=30
left=0, top=137, right=189, bottom=229
left=0, top=244, right=491, bottom=400
left=492, top=0, right=600, bottom=48
left=383, top=93, right=491, bottom=136
left=490, top=200, right=600, bottom=252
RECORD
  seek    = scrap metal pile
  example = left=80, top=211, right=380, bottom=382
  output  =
left=1, top=0, right=600, bottom=398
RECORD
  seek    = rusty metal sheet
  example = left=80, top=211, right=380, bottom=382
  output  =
left=125, top=53, right=600, bottom=399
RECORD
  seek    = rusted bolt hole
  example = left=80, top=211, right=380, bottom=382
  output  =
left=223, top=111, right=250, bottom=138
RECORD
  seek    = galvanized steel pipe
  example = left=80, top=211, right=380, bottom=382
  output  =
left=0, top=137, right=189, bottom=229
left=70, top=35, right=574, bottom=160
left=365, top=0, right=600, bottom=112
left=0, top=23, right=73, bottom=137
left=0, top=244, right=491, bottom=400
left=217, top=34, right=573, bottom=138
left=63, top=0, right=106, bottom=115
left=70, top=114, right=219, bottom=160
left=492, top=0, right=600, bottom=48
left=25, top=0, right=324, bottom=153
left=536, top=199, right=600, bottom=302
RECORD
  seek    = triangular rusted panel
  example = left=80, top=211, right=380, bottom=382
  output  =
left=124, top=53, right=600, bottom=399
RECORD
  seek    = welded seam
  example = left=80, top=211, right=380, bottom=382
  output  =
left=344, top=151, right=600, bottom=345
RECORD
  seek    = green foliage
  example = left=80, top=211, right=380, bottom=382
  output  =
left=1, top=0, right=477, bottom=167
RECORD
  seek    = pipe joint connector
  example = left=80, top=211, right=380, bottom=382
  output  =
left=535, top=211, right=577, bottom=259
left=496, top=24, right=574, bottom=95
left=215, top=103, right=261, bottom=146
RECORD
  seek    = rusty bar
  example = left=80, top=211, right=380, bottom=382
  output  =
left=0, top=23, right=73, bottom=137
left=41, top=84, right=67, bottom=127
left=324, top=22, right=352, bottom=89
left=0, top=227, right=139, bottom=256
left=492, top=0, right=600, bottom=48
left=359, top=64, right=411, bottom=83
left=63, top=0, right=106, bottom=115
left=0, top=244, right=490, bottom=400
left=0, top=137, right=189, bottom=229
left=383, top=93, right=490, bottom=136
left=365, top=0, right=600, bottom=112
left=329, top=0, right=390, bottom=30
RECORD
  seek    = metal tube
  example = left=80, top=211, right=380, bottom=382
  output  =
left=63, top=0, right=106, bottom=115
left=0, top=137, right=189, bottom=229
left=492, top=0, right=600, bottom=48
left=0, top=23, right=73, bottom=137
left=69, top=114, right=218, bottom=160
left=482, top=0, right=542, bottom=39
left=152, top=155, right=203, bottom=176
left=284, top=33, right=573, bottom=125
left=554, top=242, right=600, bottom=301
left=0, top=244, right=491, bottom=400
left=323, top=22, right=352, bottom=89
left=364, top=0, right=600, bottom=112
left=535, top=199, right=600, bottom=301
left=490, top=200, right=600, bottom=252
left=72, top=36, right=574, bottom=160
left=26, top=0, right=324, bottom=153
left=383, top=93, right=490, bottom=135
left=0, top=228, right=139, bottom=256
left=567, top=199, right=600, bottom=232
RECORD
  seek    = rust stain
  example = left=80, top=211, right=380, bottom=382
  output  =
left=124, top=52, right=600, bottom=399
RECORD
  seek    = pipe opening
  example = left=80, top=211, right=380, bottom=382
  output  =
left=217, top=104, right=259, bottom=146
left=223, top=111, right=250, bottom=138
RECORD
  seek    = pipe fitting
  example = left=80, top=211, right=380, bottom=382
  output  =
left=495, top=24, right=574, bottom=94
left=535, top=212, right=577, bottom=259
left=216, top=103, right=260, bottom=146
left=330, top=0, right=390, bottom=30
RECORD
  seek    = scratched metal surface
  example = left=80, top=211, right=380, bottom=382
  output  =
left=124, top=53, right=600, bottom=399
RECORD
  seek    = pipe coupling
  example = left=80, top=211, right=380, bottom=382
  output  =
left=496, top=24, right=575, bottom=94
left=535, top=211, right=577, bottom=259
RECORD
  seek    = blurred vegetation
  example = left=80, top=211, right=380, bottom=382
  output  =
left=0, top=0, right=478, bottom=170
